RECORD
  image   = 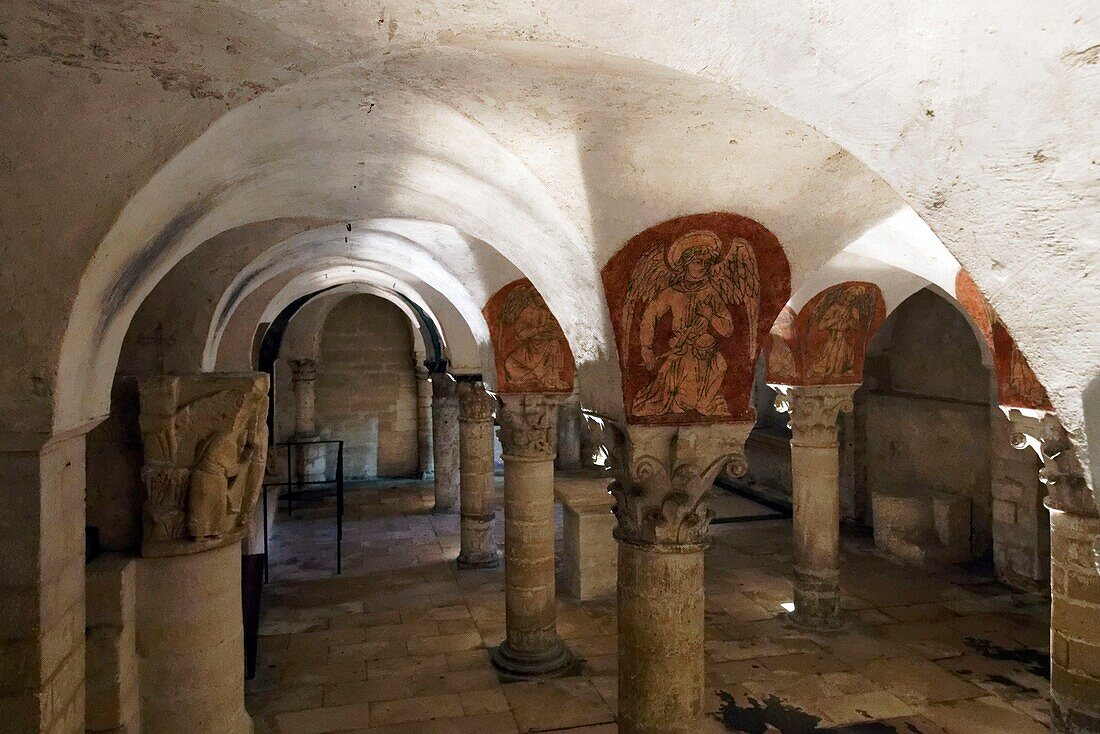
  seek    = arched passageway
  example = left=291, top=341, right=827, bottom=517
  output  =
left=1, top=6, right=1097, bottom=734
left=859, top=288, right=997, bottom=565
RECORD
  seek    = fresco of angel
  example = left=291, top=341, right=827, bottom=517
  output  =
left=623, top=230, right=760, bottom=418
left=806, top=286, right=874, bottom=381
left=500, top=283, right=570, bottom=391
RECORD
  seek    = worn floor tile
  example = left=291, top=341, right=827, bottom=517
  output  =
left=249, top=479, right=1052, bottom=734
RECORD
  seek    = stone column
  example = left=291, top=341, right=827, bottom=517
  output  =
left=456, top=380, right=500, bottom=568
left=289, top=358, right=325, bottom=482
left=555, top=392, right=583, bottom=470
left=430, top=369, right=461, bottom=512
left=1005, top=408, right=1100, bottom=732
left=416, top=364, right=434, bottom=478
left=773, top=384, right=856, bottom=630
left=610, top=422, right=752, bottom=734
left=492, top=393, right=573, bottom=678
left=136, top=372, right=268, bottom=734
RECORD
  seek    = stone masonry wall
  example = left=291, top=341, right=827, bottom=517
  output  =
left=860, top=289, right=994, bottom=557
left=316, top=295, right=419, bottom=479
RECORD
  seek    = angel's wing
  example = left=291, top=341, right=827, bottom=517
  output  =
left=714, top=238, right=761, bottom=358
left=622, top=243, right=674, bottom=364
left=500, top=284, right=537, bottom=325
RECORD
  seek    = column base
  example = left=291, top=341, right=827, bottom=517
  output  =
left=490, top=638, right=576, bottom=680
left=787, top=607, right=845, bottom=632
left=790, top=568, right=842, bottom=631
left=432, top=499, right=459, bottom=514
left=1052, top=694, right=1100, bottom=734
left=456, top=549, right=501, bottom=569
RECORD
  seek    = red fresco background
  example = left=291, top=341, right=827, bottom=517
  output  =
left=954, top=270, right=1051, bottom=410
left=483, top=278, right=575, bottom=394
left=602, top=212, right=790, bottom=425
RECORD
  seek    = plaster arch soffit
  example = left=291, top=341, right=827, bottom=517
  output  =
left=55, top=66, right=599, bottom=432
left=208, top=263, right=487, bottom=374
left=275, top=284, right=436, bottom=365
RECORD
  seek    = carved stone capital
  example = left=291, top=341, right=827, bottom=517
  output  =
left=1002, top=407, right=1095, bottom=518
left=497, top=393, right=561, bottom=461
left=770, top=384, right=857, bottom=448
left=289, top=358, right=317, bottom=382
left=607, top=422, right=753, bottom=550
left=430, top=371, right=458, bottom=400
left=138, top=373, right=269, bottom=557
left=457, top=380, right=495, bottom=423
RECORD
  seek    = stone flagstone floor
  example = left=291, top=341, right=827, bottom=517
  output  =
left=246, top=479, right=1052, bottom=734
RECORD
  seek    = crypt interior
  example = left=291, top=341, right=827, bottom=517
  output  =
left=1, top=3, right=1098, bottom=734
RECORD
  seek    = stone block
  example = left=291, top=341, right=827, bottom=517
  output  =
left=991, top=498, right=1018, bottom=526
left=86, top=553, right=140, bottom=733
left=871, top=489, right=970, bottom=566
left=86, top=554, right=137, bottom=628
left=555, top=475, right=617, bottom=600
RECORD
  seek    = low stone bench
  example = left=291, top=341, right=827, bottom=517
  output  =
left=555, top=472, right=617, bottom=600
left=872, top=489, right=971, bottom=566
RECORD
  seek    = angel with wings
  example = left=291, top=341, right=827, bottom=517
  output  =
left=623, top=230, right=760, bottom=418
left=500, top=283, right=570, bottom=391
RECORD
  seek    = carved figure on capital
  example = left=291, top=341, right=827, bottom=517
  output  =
left=602, top=213, right=790, bottom=425
left=289, top=358, right=317, bottom=382
left=497, top=394, right=560, bottom=460
left=138, top=373, right=269, bottom=557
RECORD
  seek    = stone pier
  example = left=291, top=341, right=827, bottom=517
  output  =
left=416, top=364, right=434, bottom=478
left=289, top=358, right=325, bottom=482
left=492, top=393, right=573, bottom=678
left=610, top=423, right=752, bottom=734
left=555, top=393, right=583, bottom=470
left=456, top=379, right=500, bottom=568
left=429, top=368, right=460, bottom=512
left=773, top=384, right=856, bottom=630
left=135, top=373, right=268, bottom=734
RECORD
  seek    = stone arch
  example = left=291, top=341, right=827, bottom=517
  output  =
left=861, top=286, right=997, bottom=559
left=212, top=266, right=465, bottom=373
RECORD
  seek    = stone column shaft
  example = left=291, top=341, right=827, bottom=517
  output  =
left=456, top=381, right=500, bottom=568
left=137, top=544, right=251, bottom=734
left=289, top=358, right=318, bottom=437
left=773, top=384, right=855, bottom=630
left=289, top=359, right=324, bottom=482
left=1048, top=502, right=1100, bottom=733
left=610, top=423, right=752, bottom=734
left=416, top=366, right=434, bottom=478
left=492, top=394, right=573, bottom=678
left=1005, top=408, right=1100, bottom=732
left=618, top=541, right=704, bottom=734
left=430, top=372, right=460, bottom=511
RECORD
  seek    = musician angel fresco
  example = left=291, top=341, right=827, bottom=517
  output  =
left=501, top=284, right=570, bottom=390
left=806, top=286, right=873, bottom=381
left=623, top=230, right=760, bottom=417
